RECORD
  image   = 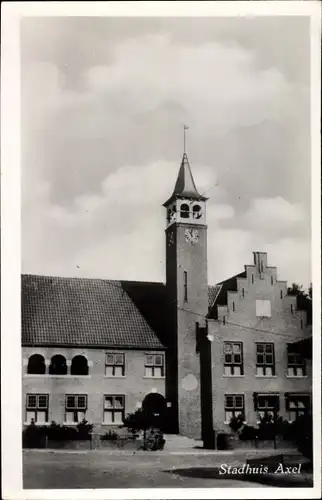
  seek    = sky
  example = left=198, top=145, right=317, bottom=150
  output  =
left=21, top=16, right=311, bottom=288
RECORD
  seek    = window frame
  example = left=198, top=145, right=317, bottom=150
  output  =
left=103, top=395, right=125, bottom=425
left=65, top=394, right=88, bottom=424
left=287, top=348, right=306, bottom=377
left=254, top=393, right=279, bottom=422
left=285, top=393, right=311, bottom=422
left=224, top=394, right=245, bottom=423
left=256, top=342, right=275, bottom=376
left=105, top=353, right=125, bottom=377
left=144, top=353, right=165, bottom=378
left=223, top=342, right=244, bottom=376
left=26, top=393, right=49, bottom=423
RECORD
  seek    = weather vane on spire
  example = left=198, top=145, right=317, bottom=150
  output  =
left=183, top=124, right=189, bottom=154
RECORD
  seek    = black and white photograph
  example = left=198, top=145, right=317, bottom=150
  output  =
left=1, top=1, right=321, bottom=499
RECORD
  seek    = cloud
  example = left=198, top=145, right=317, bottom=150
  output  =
left=20, top=18, right=311, bottom=289
left=242, top=196, right=309, bottom=238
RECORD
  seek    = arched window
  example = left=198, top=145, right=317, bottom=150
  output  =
left=180, top=203, right=189, bottom=219
left=71, top=355, right=89, bottom=376
left=192, top=205, right=202, bottom=219
left=27, top=354, right=46, bottom=374
left=49, top=355, right=67, bottom=375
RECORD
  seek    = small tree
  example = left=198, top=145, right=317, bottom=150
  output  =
left=229, top=413, right=245, bottom=433
left=77, top=419, right=93, bottom=440
left=123, top=408, right=165, bottom=450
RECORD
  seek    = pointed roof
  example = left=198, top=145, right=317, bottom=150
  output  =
left=163, top=153, right=207, bottom=206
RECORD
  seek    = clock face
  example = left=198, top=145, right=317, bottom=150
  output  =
left=185, top=228, right=199, bottom=244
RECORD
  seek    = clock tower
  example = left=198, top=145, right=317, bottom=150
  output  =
left=164, top=152, right=208, bottom=438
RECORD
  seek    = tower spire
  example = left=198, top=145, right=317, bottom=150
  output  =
left=183, top=125, right=189, bottom=154
left=163, top=127, right=208, bottom=206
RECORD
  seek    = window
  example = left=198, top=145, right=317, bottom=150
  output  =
left=242, top=288, right=245, bottom=297
left=65, top=394, right=87, bottom=424
left=103, top=395, right=125, bottom=424
left=254, top=393, right=279, bottom=421
left=251, top=274, right=254, bottom=284
left=287, top=347, right=306, bottom=377
left=224, top=342, right=243, bottom=375
left=145, top=354, right=164, bottom=377
left=232, top=301, right=235, bottom=312
left=256, top=300, right=271, bottom=318
left=290, top=304, right=293, bottom=314
left=225, top=394, right=245, bottom=423
left=223, top=316, right=226, bottom=325
left=49, top=354, right=67, bottom=375
left=180, top=203, right=189, bottom=219
left=300, top=319, right=304, bottom=329
left=286, top=393, right=311, bottom=422
left=271, top=276, right=274, bottom=285
left=105, top=353, right=125, bottom=377
left=192, top=205, right=202, bottom=219
left=26, top=394, right=49, bottom=423
left=71, top=355, right=89, bottom=375
left=184, top=271, right=188, bottom=302
left=280, top=290, right=283, bottom=299
left=27, top=354, right=46, bottom=374
left=256, top=343, right=275, bottom=376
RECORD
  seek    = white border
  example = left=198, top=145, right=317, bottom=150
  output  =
left=1, top=2, right=321, bottom=499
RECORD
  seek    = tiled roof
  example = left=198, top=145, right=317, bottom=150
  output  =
left=22, top=274, right=225, bottom=348
left=22, top=275, right=166, bottom=349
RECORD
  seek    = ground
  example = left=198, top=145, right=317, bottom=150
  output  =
left=23, top=449, right=312, bottom=489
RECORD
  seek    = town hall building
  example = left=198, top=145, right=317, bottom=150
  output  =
left=22, top=152, right=312, bottom=440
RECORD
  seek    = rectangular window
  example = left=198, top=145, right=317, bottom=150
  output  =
left=254, top=393, right=279, bottom=421
left=145, top=353, right=164, bottom=377
left=224, top=342, right=244, bottom=376
left=256, top=343, right=275, bottom=376
left=287, top=347, right=306, bottom=377
left=256, top=299, right=271, bottom=318
left=65, top=394, right=87, bottom=424
left=103, top=395, right=125, bottom=424
left=286, top=393, right=311, bottom=422
left=26, top=394, right=49, bottom=424
left=184, top=271, right=188, bottom=302
left=225, top=394, right=245, bottom=423
left=271, top=276, right=274, bottom=285
left=105, top=353, right=125, bottom=377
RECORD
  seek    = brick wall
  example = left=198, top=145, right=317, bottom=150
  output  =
left=208, top=252, right=312, bottom=431
left=22, top=347, right=166, bottom=433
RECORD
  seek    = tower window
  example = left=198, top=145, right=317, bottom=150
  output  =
left=271, top=276, right=274, bottom=285
left=280, top=290, right=283, bottom=299
left=192, top=205, right=202, bottom=219
left=184, top=271, right=188, bottom=302
left=232, top=301, right=235, bottom=312
left=290, top=304, right=293, bottom=314
left=242, top=288, right=245, bottom=297
left=180, top=203, right=190, bottom=219
left=251, top=274, right=254, bottom=284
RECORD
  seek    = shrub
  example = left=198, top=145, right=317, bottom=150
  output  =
left=239, top=425, right=258, bottom=441
left=142, top=428, right=165, bottom=451
left=123, top=409, right=152, bottom=434
left=229, top=413, right=244, bottom=433
left=291, top=413, right=313, bottom=461
left=76, top=419, right=93, bottom=440
left=101, top=430, right=119, bottom=441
